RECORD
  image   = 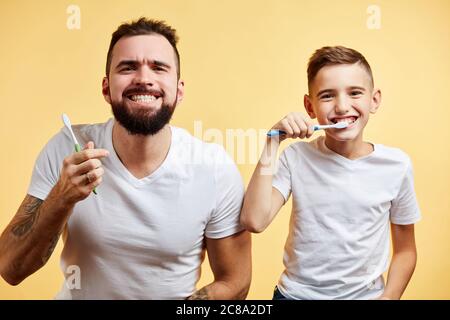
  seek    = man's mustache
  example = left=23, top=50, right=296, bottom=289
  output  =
left=123, top=87, right=164, bottom=98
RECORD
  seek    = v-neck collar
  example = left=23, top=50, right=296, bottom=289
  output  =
left=314, top=135, right=377, bottom=166
left=105, top=119, right=175, bottom=188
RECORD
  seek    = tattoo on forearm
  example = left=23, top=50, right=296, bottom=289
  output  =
left=41, top=233, right=60, bottom=264
left=187, top=287, right=210, bottom=300
left=11, top=197, right=43, bottom=237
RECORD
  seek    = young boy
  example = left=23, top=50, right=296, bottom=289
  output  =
left=241, top=46, right=421, bottom=300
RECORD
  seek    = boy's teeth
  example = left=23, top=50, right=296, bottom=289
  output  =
left=335, top=117, right=356, bottom=124
left=130, top=94, right=157, bottom=102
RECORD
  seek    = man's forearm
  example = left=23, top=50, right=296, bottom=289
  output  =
left=0, top=184, right=74, bottom=285
left=381, top=251, right=417, bottom=299
left=187, top=280, right=248, bottom=300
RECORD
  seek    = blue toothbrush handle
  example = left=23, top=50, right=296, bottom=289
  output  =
left=267, top=129, right=286, bottom=137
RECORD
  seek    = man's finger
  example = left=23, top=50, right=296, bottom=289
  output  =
left=72, top=148, right=109, bottom=164
left=83, top=141, right=95, bottom=150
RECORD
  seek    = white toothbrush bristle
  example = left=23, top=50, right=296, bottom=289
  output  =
left=62, top=113, right=71, bottom=127
left=335, top=122, right=349, bottom=129
left=61, top=113, right=79, bottom=145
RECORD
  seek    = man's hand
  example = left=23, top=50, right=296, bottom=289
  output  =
left=55, top=141, right=109, bottom=205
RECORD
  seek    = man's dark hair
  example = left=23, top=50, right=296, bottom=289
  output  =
left=106, top=17, right=180, bottom=78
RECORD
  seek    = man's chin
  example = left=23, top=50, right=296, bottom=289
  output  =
left=111, top=103, right=174, bottom=136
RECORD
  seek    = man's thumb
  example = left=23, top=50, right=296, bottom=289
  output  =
left=83, top=141, right=95, bottom=150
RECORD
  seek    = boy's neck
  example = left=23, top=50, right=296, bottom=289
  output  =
left=324, top=134, right=374, bottom=160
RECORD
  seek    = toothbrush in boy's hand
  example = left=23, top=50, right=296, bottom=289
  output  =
left=62, top=113, right=97, bottom=195
left=267, top=121, right=348, bottom=137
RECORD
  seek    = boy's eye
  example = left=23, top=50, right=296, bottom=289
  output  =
left=320, top=94, right=334, bottom=100
left=350, top=91, right=363, bottom=96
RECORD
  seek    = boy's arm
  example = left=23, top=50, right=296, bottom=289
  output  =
left=240, top=138, right=286, bottom=233
left=240, top=112, right=314, bottom=233
left=379, top=223, right=417, bottom=300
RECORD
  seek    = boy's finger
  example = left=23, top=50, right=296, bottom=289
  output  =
left=280, top=119, right=294, bottom=136
left=306, top=123, right=315, bottom=138
left=286, top=118, right=301, bottom=138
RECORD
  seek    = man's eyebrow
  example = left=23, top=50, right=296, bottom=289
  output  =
left=115, top=59, right=171, bottom=70
left=115, top=60, right=138, bottom=70
left=151, top=60, right=171, bottom=69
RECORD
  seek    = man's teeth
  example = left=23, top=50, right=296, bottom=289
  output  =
left=130, top=95, right=157, bottom=103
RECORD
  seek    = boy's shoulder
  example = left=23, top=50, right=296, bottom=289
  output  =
left=373, top=143, right=412, bottom=165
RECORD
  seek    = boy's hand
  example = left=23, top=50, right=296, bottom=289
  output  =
left=270, top=112, right=315, bottom=142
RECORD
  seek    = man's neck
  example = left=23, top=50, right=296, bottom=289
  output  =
left=112, top=122, right=172, bottom=179
left=324, top=134, right=373, bottom=160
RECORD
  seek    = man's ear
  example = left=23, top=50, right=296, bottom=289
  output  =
left=370, top=88, right=382, bottom=114
left=176, top=79, right=185, bottom=105
left=304, top=94, right=316, bottom=119
left=102, top=76, right=111, bottom=104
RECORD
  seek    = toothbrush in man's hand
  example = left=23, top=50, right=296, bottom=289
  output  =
left=62, top=113, right=98, bottom=195
left=267, top=121, right=348, bottom=137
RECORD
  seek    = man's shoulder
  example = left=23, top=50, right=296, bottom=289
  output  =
left=41, top=119, right=112, bottom=157
left=70, top=119, right=112, bottom=146
left=171, top=126, right=234, bottom=167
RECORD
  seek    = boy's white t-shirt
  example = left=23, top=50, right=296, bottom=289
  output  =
left=27, top=119, right=245, bottom=299
left=272, top=135, right=421, bottom=300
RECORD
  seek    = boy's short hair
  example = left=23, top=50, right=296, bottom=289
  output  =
left=307, top=46, right=374, bottom=91
left=106, top=17, right=180, bottom=78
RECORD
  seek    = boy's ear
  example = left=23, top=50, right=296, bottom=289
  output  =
left=102, top=76, right=111, bottom=104
left=370, top=88, right=382, bottom=114
left=304, top=94, right=316, bottom=119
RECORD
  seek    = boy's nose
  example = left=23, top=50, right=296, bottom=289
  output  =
left=335, top=97, right=350, bottom=114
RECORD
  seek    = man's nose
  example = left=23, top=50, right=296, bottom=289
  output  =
left=132, top=66, right=155, bottom=86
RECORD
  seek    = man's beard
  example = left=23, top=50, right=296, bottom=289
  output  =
left=111, top=98, right=176, bottom=136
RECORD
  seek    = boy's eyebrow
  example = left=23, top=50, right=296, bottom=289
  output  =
left=316, top=89, right=335, bottom=97
left=316, top=86, right=367, bottom=97
left=348, top=86, right=366, bottom=91
left=115, top=59, right=171, bottom=70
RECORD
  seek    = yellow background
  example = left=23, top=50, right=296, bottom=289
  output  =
left=1, top=0, right=449, bottom=299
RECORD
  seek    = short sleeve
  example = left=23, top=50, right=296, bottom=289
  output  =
left=390, top=159, right=421, bottom=225
left=205, top=148, right=245, bottom=239
left=27, top=128, right=73, bottom=200
left=272, top=148, right=292, bottom=203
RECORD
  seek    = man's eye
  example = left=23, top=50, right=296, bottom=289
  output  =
left=350, top=91, right=363, bottom=96
left=154, top=66, right=165, bottom=71
left=120, top=66, right=136, bottom=72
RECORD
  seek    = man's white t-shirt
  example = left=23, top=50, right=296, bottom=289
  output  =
left=272, top=136, right=421, bottom=300
left=27, top=119, right=245, bottom=299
